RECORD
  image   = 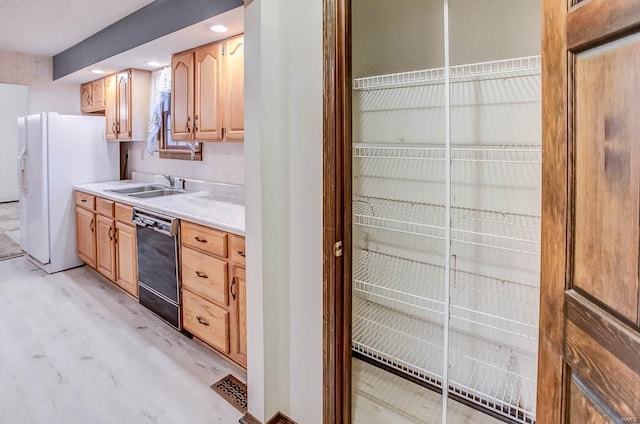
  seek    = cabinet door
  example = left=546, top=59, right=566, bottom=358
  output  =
left=115, top=222, right=138, bottom=298
left=194, top=43, right=223, bottom=141
left=96, top=215, right=116, bottom=281
left=230, top=267, right=246, bottom=367
left=76, top=207, right=96, bottom=268
left=183, top=290, right=230, bottom=354
left=80, top=82, right=92, bottom=113
left=116, top=71, right=132, bottom=140
left=171, top=50, right=194, bottom=141
left=105, top=74, right=118, bottom=141
left=223, top=35, right=244, bottom=141
left=91, top=79, right=105, bottom=111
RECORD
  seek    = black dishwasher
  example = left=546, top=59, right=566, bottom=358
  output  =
left=132, top=208, right=181, bottom=329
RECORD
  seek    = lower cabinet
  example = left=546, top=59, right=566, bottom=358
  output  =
left=181, top=221, right=247, bottom=368
left=76, top=206, right=96, bottom=268
left=75, top=191, right=138, bottom=299
left=96, top=214, right=116, bottom=281
left=115, top=221, right=138, bottom=297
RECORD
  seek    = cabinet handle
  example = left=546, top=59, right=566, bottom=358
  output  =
left=108, top=227, right=113, bottom=241
left=195, top=271, right=208, bottom=279
left=196, top=316, right=209, bottom=327
left=116, top=122, right=120, bottom=133
left=90, top=219, right=95, bottom=232
left=112, top=122, right=116, bottom=133
left=237, top=250, right=245, bottom=258
left=194, top=236, right=208, bottom=244
left=81, top=199, right=87, bottom=203
left=231, top=277, right=236, bottom=301
left=186, top=116, right=191, bottom=133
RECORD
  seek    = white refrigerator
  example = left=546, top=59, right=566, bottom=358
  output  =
left=17, top=113, right=119, bottom=273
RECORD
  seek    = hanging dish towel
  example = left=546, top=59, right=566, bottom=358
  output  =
left=147, top=66, right=171, bottom=154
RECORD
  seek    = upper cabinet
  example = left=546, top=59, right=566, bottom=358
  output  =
left=80, top=79, right=106, bottom=114
left=104, top=69, right=151, bottom=142
left=171, top=34, right=244, bottom=142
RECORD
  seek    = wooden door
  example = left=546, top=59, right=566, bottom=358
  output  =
left=540, top=1, right=640, bottom=423
left=91, top=79, right=105, bottom=111
left=115, top=222, right=138, bottom=298
left=194, top=42, right=223, bottom=141
left=116, top=71, right=132, bottom=140
left=230, top=266, right=247, bottom=367
left=171, top=50, right=194, bottom=141
left=105, top=74, right=117, bottom=141
left=223, top=35, right=244, bottom=142
left=80, top=82, right=92, bottom=113
left=76, top=207, right=96, bottom=268
left=96, top=215, right=116, bottom=281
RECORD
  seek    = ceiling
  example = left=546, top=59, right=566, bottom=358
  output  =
left=0, top=0, right=155, bottom=56
left=59, top=6, right=244, bottom=83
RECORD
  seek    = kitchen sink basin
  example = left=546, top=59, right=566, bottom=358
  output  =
left=107, top=185, right=166, bottom=194
left=128, top=189, right=190, bottom=198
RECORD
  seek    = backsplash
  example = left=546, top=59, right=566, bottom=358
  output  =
left=126, top=141, right=245, bottom=185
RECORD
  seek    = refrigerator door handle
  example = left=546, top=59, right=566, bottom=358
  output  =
left=17, top=147, right=27, bottom=193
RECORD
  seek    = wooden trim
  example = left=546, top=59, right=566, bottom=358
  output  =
left=538, top=0, right=569, bottom=423
left=323, top=0, right=352, bottom=423
left=239, top=412, right=261, bottom=424
left=567, top=0, right=640, bottom=50
left=267, top=412, right=297, bottom=424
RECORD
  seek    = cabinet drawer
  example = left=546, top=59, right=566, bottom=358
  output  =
left=75, top=191, right=95, bottom=210
left=182, top=247, right=228, bottom=306
left=114, top=203, right=134, bottom=224
left=96, top=197, right=115, bottom=218
left=181, top=221, right=227, bottom=258
left=229, top=235, right=246, bottom=267
left=183, top=290, right=229, bottom=353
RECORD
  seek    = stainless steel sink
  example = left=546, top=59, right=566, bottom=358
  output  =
left=107, top=185, right=166, bottom=194
left=128, top=189, right=190, bottom=198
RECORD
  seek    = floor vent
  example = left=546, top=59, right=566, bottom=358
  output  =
left=211, top=374, right=247, bottom=413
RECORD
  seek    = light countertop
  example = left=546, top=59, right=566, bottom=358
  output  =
left=74, top=180, right=245, bottom=236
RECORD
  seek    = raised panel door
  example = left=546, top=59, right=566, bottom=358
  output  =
left=105, top=74, right=117, bottom=141
left=91, top=79, right=105, bottom=111
left=230, top=266, right=246, bottom=368
left=115, top=222, right=137, bottom=298
left=80, top=82, right=92, bottom=113
left=540, top=0, right=640, bottom=422
left=116, top=71, right=131, bottom=140
left=76, top=207, right=96, bottom=268
left=171, top=50, right=194, bottom=141
left=223, top=35, right=244, bottom=141
left=96, top=215, right=116, bottom=281
left=195, top=43, right=223, bottom=141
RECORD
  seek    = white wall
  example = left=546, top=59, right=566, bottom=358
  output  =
left=353, top=0, right=540, bottom=77
left=0, top=84, right=29, bottom=202
left=127, top=141, right=245, bottom=184
left=244, top=0, right=323, bottom=422
left=0, top=49, right=80, bottom=115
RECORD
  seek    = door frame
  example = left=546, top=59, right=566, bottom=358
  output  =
left=323, top=0, right=352, bottom=422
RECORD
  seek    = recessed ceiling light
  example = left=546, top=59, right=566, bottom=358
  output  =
left=146, top=61, right=162, bottom=67
left=91, top=69, right=105, bottom=74
left=210, top=24, right=228, bottom=33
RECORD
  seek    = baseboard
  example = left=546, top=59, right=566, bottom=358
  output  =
left=239, top=412, right=297, bottom=424
left=267, top=413, right=297, bottom=424
left=239, top=412, right=261, bottom=424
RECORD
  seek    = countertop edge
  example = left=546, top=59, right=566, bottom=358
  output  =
left=74, top=185, right=245, bottom=237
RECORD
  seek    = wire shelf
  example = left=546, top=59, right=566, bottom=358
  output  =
left=354, top=249, right=539, bottom=341
left=353, top=56, right=541, bottom=91
left=354, top=143, right=541, bottom=164
left=353, top=296, right=537, bottom=424
left=353, top=196, right=541, bottom=255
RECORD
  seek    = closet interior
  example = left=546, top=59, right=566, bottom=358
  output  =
left=351, top=1, right=541, bottom=423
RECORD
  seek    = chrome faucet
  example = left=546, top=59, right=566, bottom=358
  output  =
left=163, top=174, right=175, bottom=188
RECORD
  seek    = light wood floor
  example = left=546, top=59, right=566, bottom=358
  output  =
left=0, top=257, right=245, bottom=424
left=353, top=358, right=502, bottom=424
